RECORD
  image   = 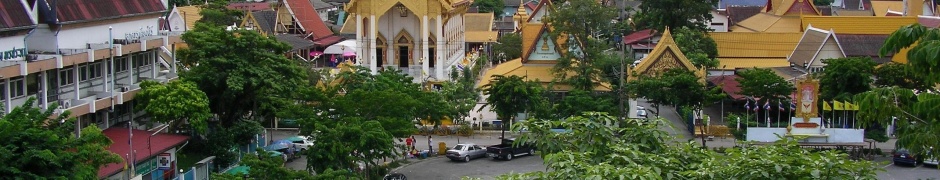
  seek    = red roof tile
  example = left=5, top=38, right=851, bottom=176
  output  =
left=284, top=0, right=334, bottom=39
left=98, top=128, right=189, bottom=178
left=313, top=35, right=343, bottom=46
left=708, top=75, right=745, bottom=100
left=56, top=0, right=166, bottom=24
left=0, top=0, right=34, bottom=30
left=623, top=29, right=657, bottom=45
left=227, top=2, right=271, bottom=12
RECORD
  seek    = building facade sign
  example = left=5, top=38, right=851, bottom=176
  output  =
left=1, top=48, right=27, bottom=61
left=135, top=157, right=158, bottom=175
left=124, top=26, right=155, bottom=42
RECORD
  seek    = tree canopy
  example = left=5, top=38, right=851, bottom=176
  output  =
left=135, top=80, right=212, bottom=134
left=629, top=69, right=723, bottom=114
left=0, top=98, right=122, bottom=178
left=880, top=23, right=940, bottom=84
left=544, top=0, right=621, bottom=91
left=481, top=75, right=546, bottom=138
left=473, top=0, right=504, bottom=18
left=634, top=0, right=719, bottom=32
left=737, top=68, right=795, bottom=102
left=818, top=57, right=877, bottom=100
left=873, top=62, right=930, bottom=91
left=499, top=112, right=880, bottom=179
left=492, top=33, right=522, bottom=63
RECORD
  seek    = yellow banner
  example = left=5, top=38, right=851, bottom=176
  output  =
left=845, top=102, right=858, bottom=111
left=833, top=101, right=844, bottom=110
left=823, top=101, right=832, bottom=111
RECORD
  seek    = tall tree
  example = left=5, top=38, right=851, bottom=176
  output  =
left=873, top=62, right=930, bottom=91
left=552, top=90, right=617, bottom=119
left=135, top=80, right=212, bottom=134
left=818, top=57, right=877, bottom=100
left=737, top=68, right=795, bottom=102
left=500, top=113, right=880, bottom=179
left=634, top=0, right=719, bottom=32
left=177, top=23, right=306, bottom=126
left=880, top=23, right=940, bottom=84
left=481, top=75, right=546, bottom=138
left=855, top=87, right=940, bottom=158
left=492, top=33, right=522, bottom=63
left=0, top=98, right=122, bottom=179
left=672, top=26, right=719, bottom=69
left=473, top=0, right=504, bottom=18
left=211, top=150, right=360, bottom=180
left=544, top=0, right=620, bottom=91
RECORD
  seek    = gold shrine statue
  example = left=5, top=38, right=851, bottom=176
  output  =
left=794, top=76, right=820, bottom=126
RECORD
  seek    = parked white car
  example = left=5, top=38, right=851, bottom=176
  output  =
left=285, top=136, right=314, bottom=151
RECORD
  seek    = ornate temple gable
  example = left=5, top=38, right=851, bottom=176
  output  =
left=345, top=0, right=468, bottom=17
left=527, top=0, right=553, bottom=23
left=630, top=27, right=704, bottom=79
left=526, top=29, right=563, bottom=62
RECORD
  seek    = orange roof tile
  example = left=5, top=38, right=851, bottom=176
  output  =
left=801, top=16, right=917, bottom=34
left=284, top=0, right=334, bottom=39
left=709, top=32, right=803, bottom=58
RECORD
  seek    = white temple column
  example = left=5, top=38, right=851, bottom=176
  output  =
left=369, top=15, right=378, bottom=74
left=435, top=15, right=444, bottom=80
left=40, top=71, right=47, bottom=109
left=355, top=14, right=363, bottom=66
left=421, top=15, right=430, bottom=79
left=4, top=79, right=10, bottom=113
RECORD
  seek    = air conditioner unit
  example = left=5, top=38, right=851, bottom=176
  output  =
left=121, top=86, right=131, bottom=92
left=59, top=100, right=71, bottom=109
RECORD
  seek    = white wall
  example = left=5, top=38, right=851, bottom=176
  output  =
left=57, top=17, right=160, bottom=49
left=167, top=9, right=186, bottom=32
left=376, top=11, right=420, bottom=66
left=707, top=10, right=729, bottom=32
left=0, top=36, right=27, bottom=61
left=529, top=6, right=548, bottom=23
left=811, top=36, right=845, bottom=67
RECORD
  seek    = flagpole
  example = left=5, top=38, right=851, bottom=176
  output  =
left=777, top=100, right=781, bottom=127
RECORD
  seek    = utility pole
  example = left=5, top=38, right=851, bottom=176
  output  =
left=619, top=33, right=625, bottom=121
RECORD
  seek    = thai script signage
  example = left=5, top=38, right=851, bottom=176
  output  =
left=1, top=48, right=27, bottom=61
left=124, top=26, right=155, bottom=41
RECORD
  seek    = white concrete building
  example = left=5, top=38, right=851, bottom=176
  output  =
left=342, top=0, right=472, bottom=82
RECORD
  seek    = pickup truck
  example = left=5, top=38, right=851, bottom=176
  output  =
left=486, top=138, right=535, bottom=161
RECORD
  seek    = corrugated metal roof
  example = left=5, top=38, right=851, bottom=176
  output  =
left=227, top=2, right=272, bottom=12
left=276, top=34, right=315, bottom=51
left=718, top=58, right=791, bottom=70
left=871, top=0, right=903, bottom=16
left=56, top=0, right=166, bottom=24
left=733, top=13, right=803, bottom=32
left=478, top=58, right=610, bottom=91
left=623, top=29, right=657, bottom=44
left=835, top=9, right=875, bottom=16
left=520, top=24, right=543, bottom=61
left=176, top=6, right=202, bottom=31
left=251, top=10, right=277, bottom=35
left=0, top=0, right=34, bottom=30
left=709, top=32, right=803, bottom=58
left=465, top=13, right=494, bottom=31
left=788, top=28, right=830, bottom=66
left=466, top=31, right=499, bottom=42
left=801, top=16, right=917, bottom=34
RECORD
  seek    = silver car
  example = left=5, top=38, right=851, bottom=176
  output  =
left=446, top=143, right=487, bottom=162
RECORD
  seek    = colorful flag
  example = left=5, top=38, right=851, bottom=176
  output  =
left=833, top=101, right=844, bottom=110
left=778, top=100, right=785, bottom=111
left=823, top=101, right=832, bottom=111
left=744, top=100, right=751, bottom=110
left=763, top=101, right=771, bottom=110
left=790, top=101, right=796, bottom=110
left=753, top=100, right=760, bottom=112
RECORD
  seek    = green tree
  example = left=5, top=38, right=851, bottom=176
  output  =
left=672, top=26, right=719, bottom=69
left=178, top=23, right=306, bottom=126
left=498, top=113, right=880, bottom=179
left=196, top=2, right=244, bottom=27
left=544, top=0, right=620, bottom=91
left=0, top=98, right=122, bottom=178
left=634, top=0, right=719, bottom=32
left=552, top=90, right=616, bottom=119
left=481, top=75, right=546, bottom=138
left=874, top=62, right=930, bottom=91
left=855, top=87, right=940, bottom=156
left=629, top=69, right=723, bottom=116
left=211, top=150, right=360, bottom=180
left=818, top=57, right=877, bottom=100
left=473, top=0, right=504, bottom=18
left=880, top=23, right=940, bottom=84
left=737, top=68, right=795, bottom=102
left=493, top=33, right=522, bottom=63
left=135, top=80, right=212, bottom=134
